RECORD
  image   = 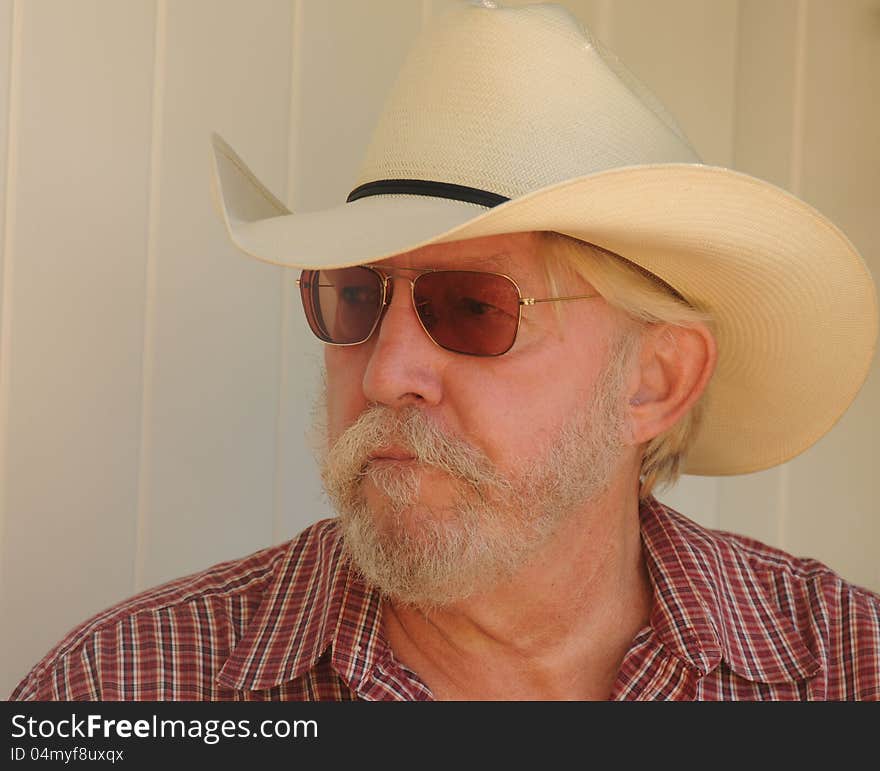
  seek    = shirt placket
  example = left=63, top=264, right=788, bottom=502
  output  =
left=354, top=644, right=435, bottom=701
left=611, top=630, right=703, bottom=701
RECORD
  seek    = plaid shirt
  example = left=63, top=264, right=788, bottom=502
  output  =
left=11, top=497, right=880, bottom=701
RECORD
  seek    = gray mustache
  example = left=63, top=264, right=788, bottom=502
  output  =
left=327, top=405, right=508, bottom=491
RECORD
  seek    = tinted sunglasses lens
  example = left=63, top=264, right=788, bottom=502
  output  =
left=299, top=267, right=383, bottom=344
left=414, top=271, right=520, bottom=356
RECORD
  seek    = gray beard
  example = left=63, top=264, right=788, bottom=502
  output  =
left=317, top=335, right=633, bottom=610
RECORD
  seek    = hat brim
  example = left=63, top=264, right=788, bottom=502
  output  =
left=210, top=133, right=878, bottom=478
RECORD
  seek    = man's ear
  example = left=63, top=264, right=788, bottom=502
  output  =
left=626, top=323, right=717, bottom=445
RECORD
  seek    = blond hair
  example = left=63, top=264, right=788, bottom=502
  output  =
left=538, top=231, right=713, bottom=500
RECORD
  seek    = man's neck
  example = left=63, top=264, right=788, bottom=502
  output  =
left=382, top=478, right=653, bottom=700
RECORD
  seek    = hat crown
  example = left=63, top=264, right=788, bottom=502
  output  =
left=356, top=1, right=701, bottom=199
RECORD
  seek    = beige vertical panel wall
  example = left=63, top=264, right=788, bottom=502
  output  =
left=1, top=0, right=156, bottom=695
left=771, top=0, right=879, bottom=592
left=0, top=0, right=877, bottom=696
left=137, top=0, right=291, bottom=590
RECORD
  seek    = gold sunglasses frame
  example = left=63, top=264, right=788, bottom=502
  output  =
left=296, top=265, right=599, bottom=357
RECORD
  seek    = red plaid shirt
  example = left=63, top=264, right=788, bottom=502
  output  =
left=11, top=497, right=880, bottom=700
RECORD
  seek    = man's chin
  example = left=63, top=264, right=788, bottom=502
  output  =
left=362, top=492, right=458, bottom=540
left=362, top=467, right=463, bottom=524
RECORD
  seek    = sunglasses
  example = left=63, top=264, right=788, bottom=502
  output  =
left=297, top=266, right=599, bottom=357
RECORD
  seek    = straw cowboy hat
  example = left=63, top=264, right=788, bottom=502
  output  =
left=209, top=0, right=877, bottom=477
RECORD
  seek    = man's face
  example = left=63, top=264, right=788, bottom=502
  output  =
left=318, top=231, right=638, bottom=608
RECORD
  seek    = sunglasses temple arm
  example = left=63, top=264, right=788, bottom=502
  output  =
left=521, top=293, right=599, bottom=305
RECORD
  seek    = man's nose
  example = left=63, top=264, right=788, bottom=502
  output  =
left=361, top=278, right=446, bottom=407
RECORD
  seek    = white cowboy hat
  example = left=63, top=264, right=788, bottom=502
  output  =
left=209, top=0, right=877, bottom=477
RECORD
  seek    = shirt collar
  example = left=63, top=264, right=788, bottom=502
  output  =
left=218, top=500, right=822, bottom=693
left=639, top=496, right=820, bottom=684
left=216, top=520, right=384, bottom=693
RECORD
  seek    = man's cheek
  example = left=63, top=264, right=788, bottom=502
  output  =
left=325, top=387, right=365, bottom=445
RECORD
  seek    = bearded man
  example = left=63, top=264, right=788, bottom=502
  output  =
left=11, top=1, right=879, bottom=701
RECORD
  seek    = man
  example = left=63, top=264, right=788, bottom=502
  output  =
left=11, top=1, right=879, bottom=700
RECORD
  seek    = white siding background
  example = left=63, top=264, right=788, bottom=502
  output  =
left=0, top=0, right=878, bottom=696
